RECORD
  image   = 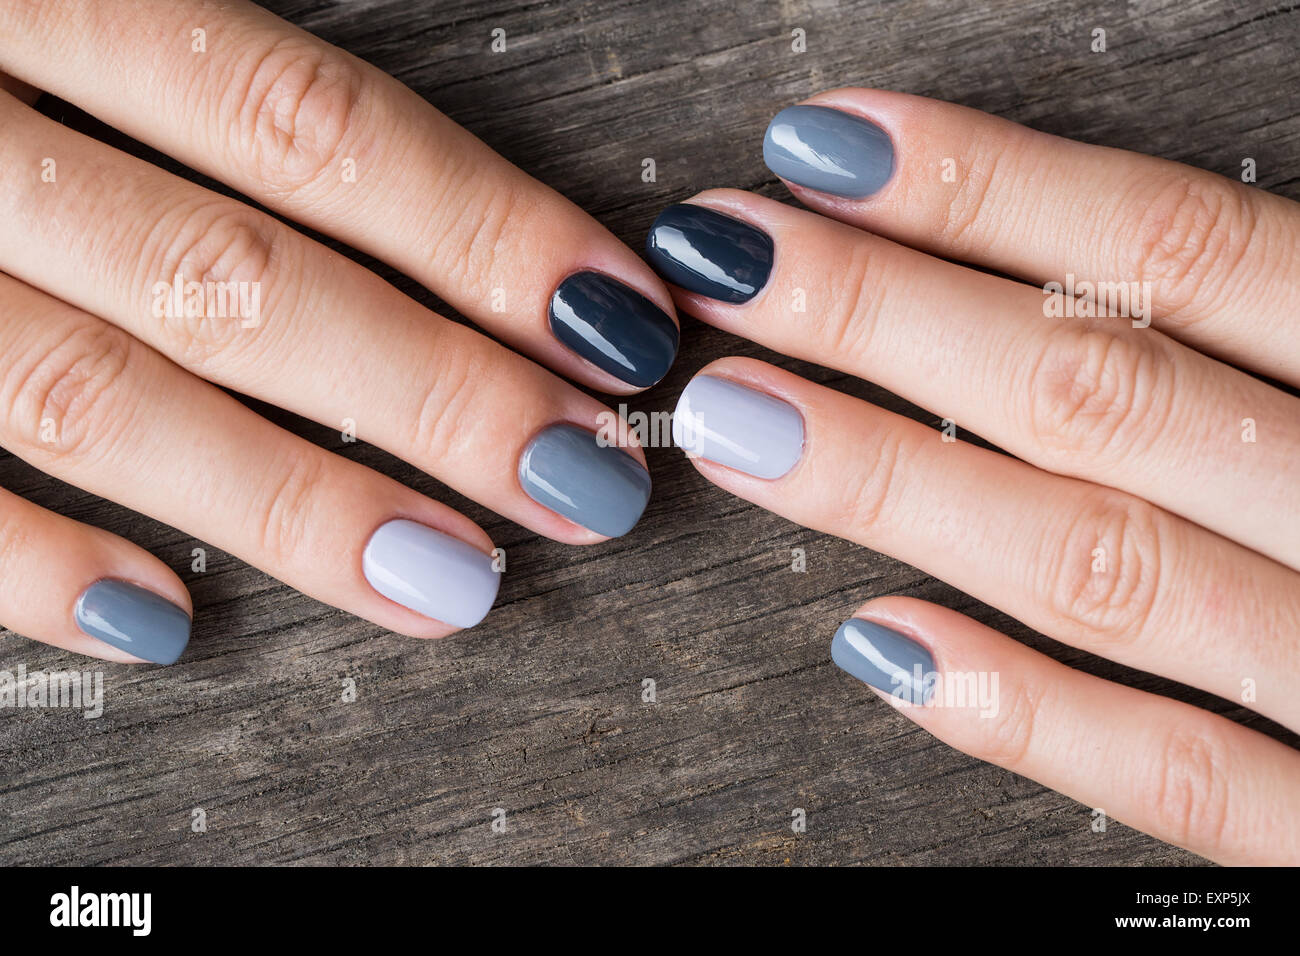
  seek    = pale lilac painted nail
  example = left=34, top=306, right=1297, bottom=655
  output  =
left=362, top=520, right=500, bottom=629
left=672, top=375, right=804, bottom=479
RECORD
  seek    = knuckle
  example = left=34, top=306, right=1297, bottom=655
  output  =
left=423, top=178, right=525, bottom=306
left=1126, top=173, right=1257, bottom=315
left=410, top=342, right=481, bottom=464
left=229, top=35, right=364, bottom=196
left=810, top=242, right=880, bottom=360
left=832, top=427, right=907, bottom=532
left=1043, top=491, right=1163, bottom=646
left=979, top=677, right=1047, bottom=768
left=1144, top=721, right=1232, bottom=853
left=256, top=453, right=326, bottom=566
left=146, top=202, right=279, bottom=368
left=936, top=127, right=1012, bottom=248
left=0, top=510, right=31, bottom=576
left=1026, top=328, right=1170, bottom=463
left=3, top=322, right=135, bottom=459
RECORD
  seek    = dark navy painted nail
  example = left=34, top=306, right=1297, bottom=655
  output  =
left=518, top=423, right=652, bottom=537
left=74, top=579, right=191, bottom=665
left=832, top=617, right=934, bottom=704
left=645, top=204, right=774, bottom=304
left=764, top=104, right=895, bottom=198
left=548, top=272, right=679, bottom=389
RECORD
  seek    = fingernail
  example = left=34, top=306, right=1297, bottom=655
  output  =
left=518, top=423, right=652, bottom=537
left=645, top=204, right=774, bottom=304
left=363, top=519, right=500, bottom=629
left=549, top=272, right=679, bottom=388
left=672, top=375, right=803, bottom=479
left=832, top=617, right=935, bottom=705
left=74, top=580, right=191, bottom=665
left=763, top=104, right=894, bottom=198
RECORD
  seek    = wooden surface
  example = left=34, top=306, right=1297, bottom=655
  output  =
left=3, top=0, right=1298, bottom=865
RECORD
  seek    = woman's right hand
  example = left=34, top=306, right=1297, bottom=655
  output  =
left=0, top=0, right=677, bottom=664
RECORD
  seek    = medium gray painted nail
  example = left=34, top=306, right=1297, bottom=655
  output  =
left=518, top=424, right=652, bottom=537
left=832, top=617, right=935, bottom=704
left=672, top=375, right=803, bottom=479
left=74, top=580, right=191, bottom=665
left=363, top=519, right=500, bottom=629
left=763, top=104, right=895, bottom=198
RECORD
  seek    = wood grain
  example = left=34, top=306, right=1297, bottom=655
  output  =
left=3, top=0, right=1298, bottom=865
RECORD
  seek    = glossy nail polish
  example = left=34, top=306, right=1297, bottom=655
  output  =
left=363, top=519, right=500, bottom=629
left=518, top=423, right=652, bottom=537
left=74, top=580, right=191, bottom=665
left=549, top=272, right=679, bottom=388
left=763, top=104, right=895, bottom=198
left=672, top=375, right=803, bottom=479
left=646, top=205, right=774, bottom=303
left=832, top=617, right=934, bottom=704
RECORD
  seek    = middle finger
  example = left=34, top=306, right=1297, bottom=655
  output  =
left=0, top=93, right=652, bottom=542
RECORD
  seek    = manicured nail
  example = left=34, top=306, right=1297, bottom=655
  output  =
left=645, top=204, right=774, bottom=304
left=672, top=375, right=803, bottom=479
left=518, top=423, right=652, bottom=537
left=74, top=580, right=191, bottom=665
left=363, top=519, right=500, bottom=629
left=549, top=272, right=679, bottom=388
left=832, top=617, right=935, bottom=705
left=763, top=104, right=894, bottom=198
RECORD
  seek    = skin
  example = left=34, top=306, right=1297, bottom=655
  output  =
left=670, top=89, right=1300, bottom=864
left=0, top=0, right=674, bottom=658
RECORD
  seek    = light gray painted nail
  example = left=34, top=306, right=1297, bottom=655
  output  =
left=832, top=617, right=935, bottom=704
left=74, top=580, right=191, bottom=665
left=518, top=424, right=652, bottom=537
left=672, top=375, right=804, bottom=479
left=363, top=519, right=500, bottom=629
left=763, top=104, right=895, bottom=198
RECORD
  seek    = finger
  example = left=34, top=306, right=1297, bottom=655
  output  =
left=0, top=487, right=190, bottom=665
left=0, top=0, right=679, bottom=392
left=672, top=358, right=1300, bottom=730
left=648, top=192, right=1300, bottom=571
left=0, top=92, right=652, bottom=543
left=759, top=88, right=1300, bottom=385
left=831, top=596, right=1300, bottom=865
left=0, top=273, right=501, bottom=638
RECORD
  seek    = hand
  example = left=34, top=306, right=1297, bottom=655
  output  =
left=647, top=88, right=1300, bottom=864
left=0, top=0, right=677, bottom=664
